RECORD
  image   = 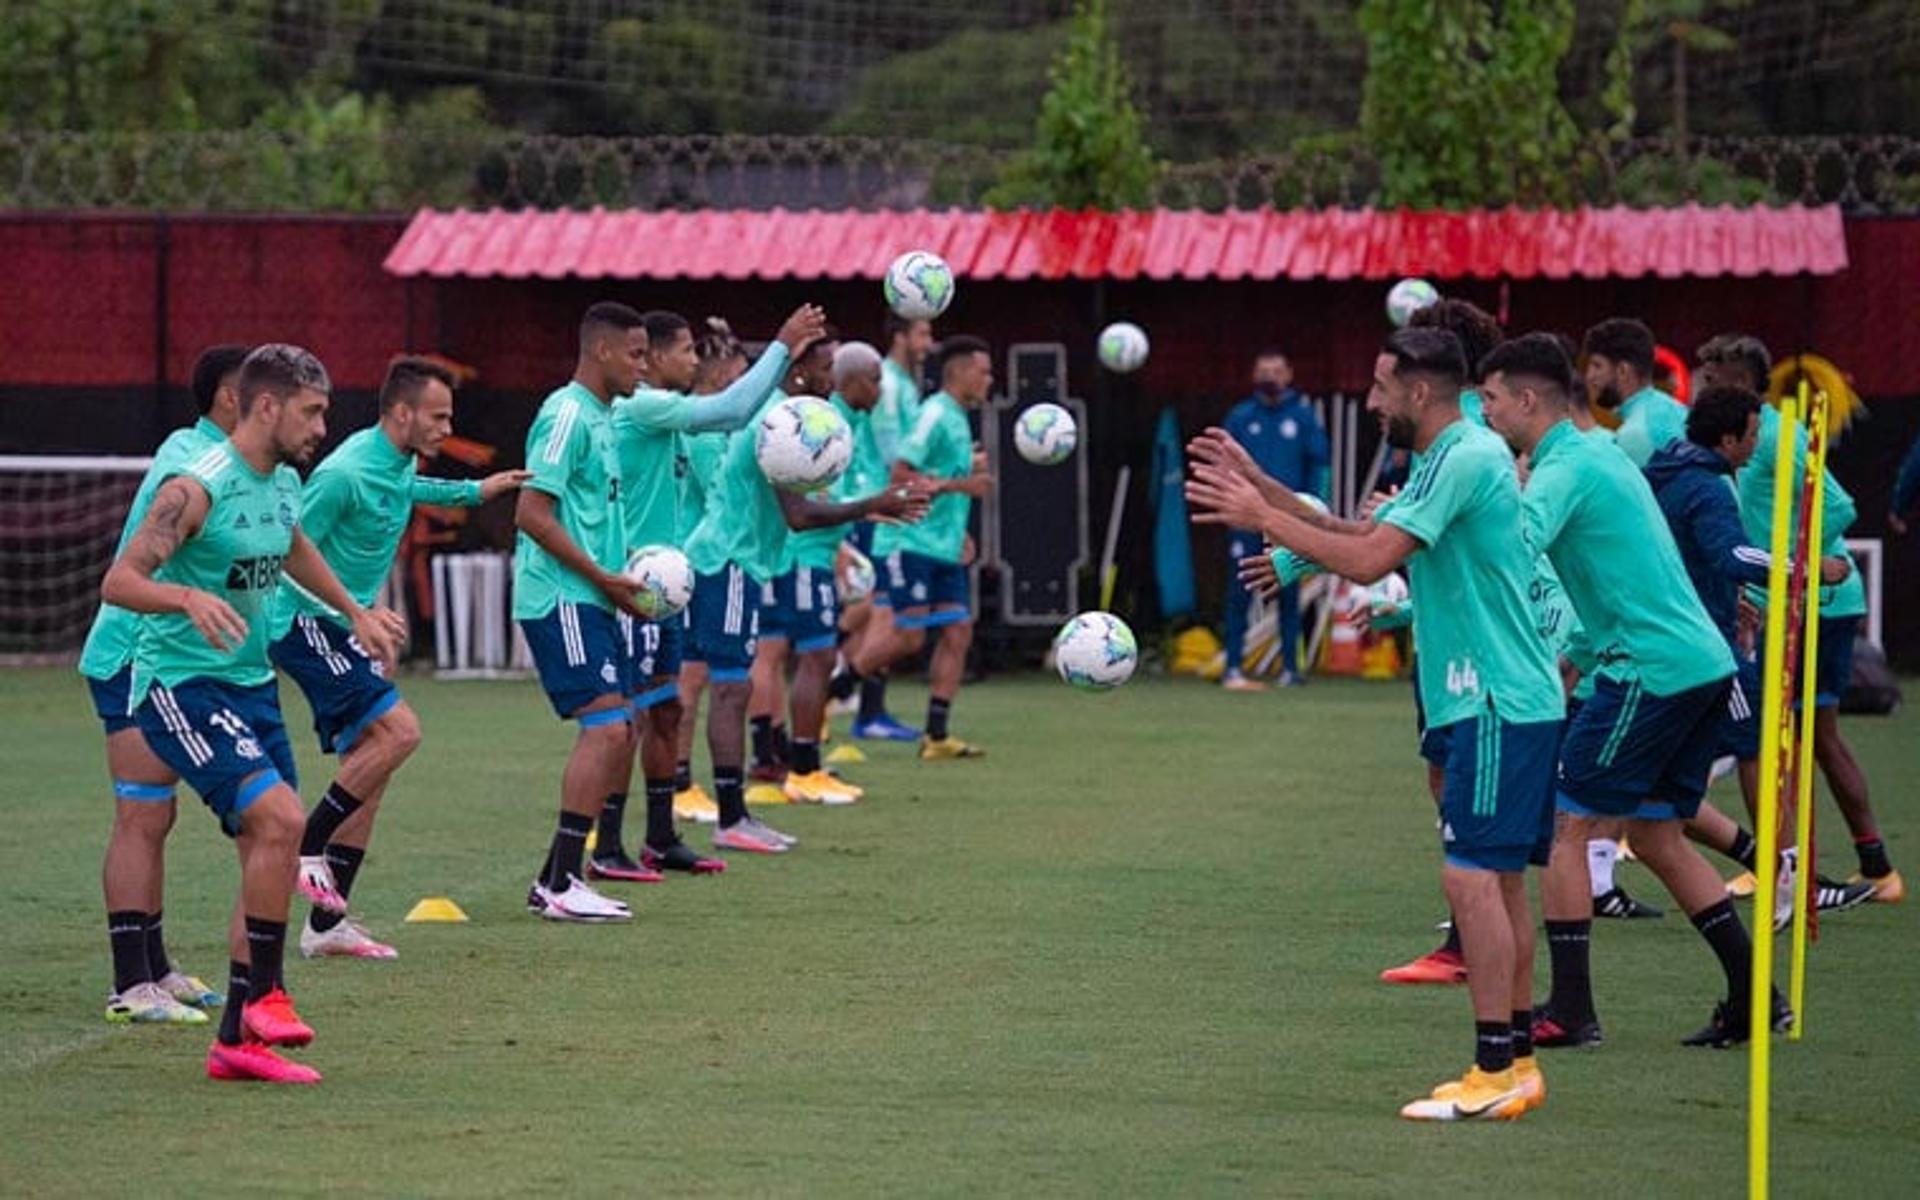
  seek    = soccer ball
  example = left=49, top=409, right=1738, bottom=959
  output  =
left=1052, top=611, right=1139, bottom=691
left=884, top=250, right=956, bottom=321
left=1097, top=321, right=1149, bottom=373
left=755, top=395, right=853, bottom=492
left=837, top=545, right=877, bottom=604
left=1013, top=402, right=1078, bottom=465
left=1386, top=278, right=1440, bottom=328
left=1367, top=571, right=1410, bottom=619
left=623, top=545, right=694, bottom=620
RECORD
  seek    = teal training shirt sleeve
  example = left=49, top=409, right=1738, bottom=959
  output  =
left=299, top=464, right=355, bottom=536
left=1375, top=448, right=1474, bottom=549
left=411, top=475, right=484, bottom=507
left=1520, top=469, right=1574, bottom=554
left=526, top=401, right=581, bottom=498
left=679, top=344, right=791, bottom=434
left=895, top=400, right=948, bottom=475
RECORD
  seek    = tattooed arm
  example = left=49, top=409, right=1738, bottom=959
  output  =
left=101, top=476, right=248, bottom=651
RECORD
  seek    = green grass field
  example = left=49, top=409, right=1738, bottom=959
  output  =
left=1, top=668, right=1915, bottom=1196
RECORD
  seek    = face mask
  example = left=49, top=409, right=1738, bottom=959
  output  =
left=1255, top=381, right=1284, bottom=399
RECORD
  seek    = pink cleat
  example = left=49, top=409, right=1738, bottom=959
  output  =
left=207, top=1040, right=321, bottom=1084
left=241, top=988, right=315, bottom=1047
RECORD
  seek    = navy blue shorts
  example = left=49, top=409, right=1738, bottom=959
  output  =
left=519, top=601, right=632, bottom=719
left=1436, top=712, right=1561, bottom=872
left=877, top=550, right=970, bottom=629
left=1815, top=616, right=1858, bottom=709
left=1558, top=675, right=1731, bottom=821
left=134, top=678, right=298, bottom=837
left=619, top=612, right=685, bottom=710
left=1721, top=654, right=1761, bottom=761
left=269, top=614, right=402, bottom=755
left=687, top=564, right=760, bottom=683
left=86, top=665, right=139, bottom=735
left=848, top=522, right=877, bottom=557
left=758, top=566, right=842, bottom=654
left=1412, top=678, right=1450, bottom=767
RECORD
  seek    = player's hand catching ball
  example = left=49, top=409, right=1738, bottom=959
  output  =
left=180, top=587, right=248, bottom=653
left=595, top=570, right=647, bottom=617
left=868, top=479, right=932, bottom=525
left=481, top=469, right=534, bottom=501
left=1238, top=553, right=1280, bottom=600
left=1185, top=459, right=1273, bottom=533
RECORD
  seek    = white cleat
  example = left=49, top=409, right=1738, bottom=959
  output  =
left=530, top=875, right=632, bottom=922
left=297, top=855, right=349, bottom=914
left=301, top=917, right=399, bottom=960
left=743, top=816, right=797, bottom=847
left=156, top=970, right=223, bottom=1008
left=105, top=981, right=209, bottom=1025
left=713, top=821, right=790, bottom=854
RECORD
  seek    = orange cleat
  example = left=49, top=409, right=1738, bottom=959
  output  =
left=1380, top=948, right=1468, bottom=985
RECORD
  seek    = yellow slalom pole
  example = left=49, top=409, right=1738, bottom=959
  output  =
left=1749, top=384, right=1803, bottom=1200
left=1787, top=387, right=1830, bottom=1040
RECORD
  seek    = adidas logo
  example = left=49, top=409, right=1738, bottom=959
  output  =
left=233, top=514, right=251, bottom=529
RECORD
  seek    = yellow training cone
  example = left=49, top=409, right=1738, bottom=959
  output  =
left=404, top=897, right=470, bottom=924
left=825, top=744, right=867, bottom=765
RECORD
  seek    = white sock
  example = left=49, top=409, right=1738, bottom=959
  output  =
left=1587, top=838, right=1620, bottom=898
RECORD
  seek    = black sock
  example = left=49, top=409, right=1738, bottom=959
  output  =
left=790, top=738, right=821, bottom=774
left=772, top=724, right=790, bottom=766
left=243, top=917, right=287, bottom=1002
left=1511, top=1010, right=1533, bottom=1059
left=1544, top=919, right=1594, bottom=1023
left=1728, top=827, right=1758, bottom=873
left=143, top=910, right=173, bottom=982
left=217, top=960, right=248, bottom=1045
left=544, top=811, right=593, bottom=891
left=643, top=778, right=676, bottom=849
left=1856, top=837, right=1893, bottom=879
left=310, top=845, right=365, bottom=934
left=595, top=792, right=628, bottom=860
left=1475, top=1020, right=1514, bottom=1073
left=674, top=760, right=693, bottom=793
left=750, top=716, right=776, bottom=768
left=715, top=766, right=747, bottom=829
left=827, top=669, right=862, bottom=703
left=926, top=697, right=952, bottom=741
left=1689, top=898, right=1753, bottom=1002
left=1440, top=913, right=1462, bottom=956
left=108, top=910, right=150, bottom=993
left=300, top=782, right=363, bottom=857
left=858, top=674, right=888, bottom=723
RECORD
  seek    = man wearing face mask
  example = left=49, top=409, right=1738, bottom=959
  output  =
left=1218, top=350, right=1329, bottom=690
left=267, top=357, right=529, bottom=958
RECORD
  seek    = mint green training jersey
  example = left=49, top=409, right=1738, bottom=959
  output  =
left=872, top=391, right=972, bottom=564
left=79, top=416, right=226, bottom=682
left=1736, top=404, right=1865, bottom=618
left=512, top=382, right=624, bottom=620
left=787, top=393, right=887, bottom=571
left=130, top=439, right=303, bottom=701
left=273, top=426, right=483, bottom=636
left=1374, top=420, right=1564, bottom=729
left=679, top=431, right=725, bottom=543
left=1612, top=386, right=1688, bottom=468
left=872, top=357, right=921, bottom=464
left=1523, top=419, right=1733, bottom=696
left=683, top=392, right=796, bottom=585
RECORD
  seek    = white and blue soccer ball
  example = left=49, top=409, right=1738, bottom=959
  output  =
left=837, top=544, right=877, bottom=604
left=1052, top=611, right=1139, bottom=691
left=884, top=250, right=956, bottom=321
left=1096, top=321, right=1150, bottom=373
left=623, top=545, right=695, bottom=620
left=755, top=395, right=853, bottom=492
left=1386, top=278, right=1441, bottom=328
left=1367, top=571, right=1410, bottom=620
left=1013, top=402, right=1078, bottom=466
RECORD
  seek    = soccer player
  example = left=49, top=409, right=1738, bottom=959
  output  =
left=1188, top=326, right=1560, bottom=1122
left=1218, top=349, right=1329, bottom=691
left=682, top=348, right=927, bottom=852
left=1643, top=385, right=1874, bottom=926
left=82, top=344, right=247, bottom=1024
left=1582, top=318, right=1686, bottom=468
left=267, top=357, right=529, bottom=957
left=592, top=305, right=827, bottom=881
left=1698, top=333, right=1902, bottom=903
left=769, top=342, right=892, bottom=804
left=102, top=343, right=404, bottom=1084
left=515, top=303, right=652, bottom=922
left=839, top=315, right=936, bottom=742
left=833, top=336, right=996, bottom=760
left=1476, top=333, right=1783, bottom=1049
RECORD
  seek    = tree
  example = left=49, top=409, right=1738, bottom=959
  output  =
left=984, top=0, right=1159, bottom=210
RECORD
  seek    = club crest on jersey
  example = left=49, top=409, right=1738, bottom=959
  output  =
left=278, top=500, right=296, bottom=528
left=1280, top=419, right=1298, bottom=439
left=600, top=661, right=617, bottom=685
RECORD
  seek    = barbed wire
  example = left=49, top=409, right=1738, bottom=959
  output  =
left=4, top=131, right=1919, bottom=214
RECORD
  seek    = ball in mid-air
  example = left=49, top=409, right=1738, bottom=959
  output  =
left=755, top=395, right=853, bottom=492
left=1097, top=321, right=1149, bottom=373
left=623, top=545, right=695, bottom=619
left=884, top=250, right=956, bottom=321
left=1386, top=278, right=1440, bottom=328
left=1013, top=402, right=1078, bottom=465
left=1053, top=611, right=1139, bottom=691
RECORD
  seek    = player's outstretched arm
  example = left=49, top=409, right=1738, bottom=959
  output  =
left=282, top=528, right=405, bottom=665
left=411, top=469, right=531, bottom=508
left=513, top=488, right=642, bottom=615
left=1188, top=460, right=1416, bottom=583
left=1188, top=428, right=1369, bottom=534
left=675, top=304, right=827, bottom=434
left=102, top=476, right=246, bottom=651
left=776, top=480, right=931, bottom=531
